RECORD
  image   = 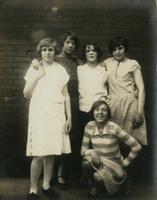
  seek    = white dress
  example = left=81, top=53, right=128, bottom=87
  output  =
left=24, top=62, right=71, bottom=156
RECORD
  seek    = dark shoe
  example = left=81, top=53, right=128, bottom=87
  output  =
left=58, top=176, right=68, bottom=190
left=124, top=183, right=132, bottom=196
left=27, top=193, right=40, bottom=200
left=118, top=181, right=132, bottom=197
left=42, top=188, right=60, bottom=200
left=58, top=182, right=68, bottom=190
left=88, top=187, right=97, bottom=200
left=88, top=193, right=97, bottom=200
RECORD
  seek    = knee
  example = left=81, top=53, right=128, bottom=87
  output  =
left=32, top=156, right=44, bottom=165
left=82, top=160, right=91, bottom=170
left=93, top=172, right=102, bottom=183
left=33, top=156, right=44, bottom=161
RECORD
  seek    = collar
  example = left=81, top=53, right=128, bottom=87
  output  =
left=93, top=121, right=109, bottom=136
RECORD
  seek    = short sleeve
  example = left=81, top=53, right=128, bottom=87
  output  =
left=77, top=65, right=82, bottom=74
left=60, top=65, right=70, bottom=86
left=129, top=59, right=141, bottom=72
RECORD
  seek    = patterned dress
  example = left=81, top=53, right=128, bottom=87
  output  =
left=104, top=57, right=147, bottom=145
left=24, top=62, right=71, bottom=156
left=81, top=120, right=141, bottom=194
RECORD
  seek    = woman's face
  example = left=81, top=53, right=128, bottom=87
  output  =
left=85, top=45, right=97, bottom=63
left=93, top=103, right=108, bottom=124
left=63, top=36, right=76, bottom=54
left=41, top=44, right=55, bottom=63
left=112, top=45, right=126, bottom=62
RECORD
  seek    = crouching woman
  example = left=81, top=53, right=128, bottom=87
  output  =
left=81, top=100, right=142, bottom=198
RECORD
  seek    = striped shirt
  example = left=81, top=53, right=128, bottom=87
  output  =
left=81, top=120, right=142, bottom=167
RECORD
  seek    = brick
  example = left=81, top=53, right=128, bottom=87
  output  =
left=0, top=0, right=155, bottom=178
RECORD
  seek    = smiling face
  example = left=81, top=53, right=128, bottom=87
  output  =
left=41, top=43, right=56, bottom=64
left=85, top=45, right=98, bottom=63
left=112, top=45, right=126, bottom=62
left=93, top=103, right=109, bottom=124
left=62, top=36, right=76, bottom=55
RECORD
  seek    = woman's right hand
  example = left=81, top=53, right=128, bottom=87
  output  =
left=133, top=112, right=143, bottom=129
left=31, top=59, right=45, bottom=80
left=90, top=151, right=103, bottom=169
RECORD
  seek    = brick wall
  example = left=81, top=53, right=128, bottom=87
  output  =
left=0, top=0, right=156, bottom=177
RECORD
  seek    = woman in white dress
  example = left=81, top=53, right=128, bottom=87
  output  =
left=23, top=38, right=71, bottom=200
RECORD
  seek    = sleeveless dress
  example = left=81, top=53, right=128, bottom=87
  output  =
left=24, top=62, right=71, bottom=156
left=104, top=57, right=147, bottom=145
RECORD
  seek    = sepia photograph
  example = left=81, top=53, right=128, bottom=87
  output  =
left=0, top=0, right=157, bottom=199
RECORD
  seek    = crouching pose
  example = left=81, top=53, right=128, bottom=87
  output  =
left=81, top=100, right=141, bottom=199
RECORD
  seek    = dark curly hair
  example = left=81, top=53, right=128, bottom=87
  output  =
left=108, top=36, right=130, bottom=54
left=82, top=41, right=102, bottom=62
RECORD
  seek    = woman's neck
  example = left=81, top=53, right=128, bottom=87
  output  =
left=59, top=51, right=73, bottom=58
left=42, top=61, right=54, bottom=67
left=115, top=56, right=127, bottom=63
left=96, top=121, right=107, bottom=131
left=87, top=61, right=98, bottom=68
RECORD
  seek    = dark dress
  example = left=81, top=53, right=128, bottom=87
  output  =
left=55, top=55, right=82, bottom=178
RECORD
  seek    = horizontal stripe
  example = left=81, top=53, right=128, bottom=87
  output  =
left=132, top=144, right=141, bottom=152
left=125, top=137, right=137, bottom=146
left=82, top=136, right=90, bottom=141
left=93, top=142, right=119, bottom=149
left=128, top=152, right=137, bottom=159
left=98, top=149, right=121, bottom=157
left=120, top=134, right=130, bottom=142
left=91, top=137, right=117, bottom=145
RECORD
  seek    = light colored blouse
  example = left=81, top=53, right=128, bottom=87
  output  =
left=104, top=57, right=141, bottom=96
left=77, top=63, right=108, bottom=112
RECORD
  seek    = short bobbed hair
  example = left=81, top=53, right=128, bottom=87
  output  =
left=36, top=38, right=57, bottom=56
left=82, top=42, right=102, bottom=62
left=90, top=100, right=111, bottom=121
left=60, top=31, right=79, bottom=49
left=108, top=36, right=130, bottom=54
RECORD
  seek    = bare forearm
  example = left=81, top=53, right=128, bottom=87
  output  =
left=23, top=79, right=38, bottom=99
left=137, top=87, right=145, bottom=114
left=65, top=94, right=71, bottom=121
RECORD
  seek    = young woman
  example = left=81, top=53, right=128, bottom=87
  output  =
left=23, top=38, right=71, bottom=200
left=102, top=36, right=147, bottom=146
left=54, top=31, right=82, bottom=188
left=77, top=42, right=108, bottom=177
left=81, top=100, right=142, bottom=199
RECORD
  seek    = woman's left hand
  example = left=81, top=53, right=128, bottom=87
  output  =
left=133, top=113, right=143, bottom=129
left=99, top=95, right=111, bottom=105
left=65, top=119, right=72, bottom=133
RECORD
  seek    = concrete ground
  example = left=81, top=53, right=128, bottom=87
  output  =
left=0, top=178, right=157, bottom=200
